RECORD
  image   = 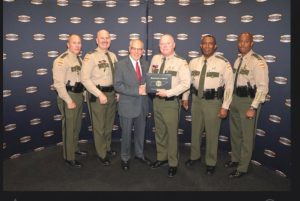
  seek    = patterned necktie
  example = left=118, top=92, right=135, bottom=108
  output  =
left=198, top=59, right=207, bottom=98
left=135, top=61, right=142, bottom=83
left=233, top=57, right=243, bottom=94
left=105, top=52, right=114, bottom=81
left=159, top=57, right=166, bottom=74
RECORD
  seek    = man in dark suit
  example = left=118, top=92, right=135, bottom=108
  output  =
left=114, top=39, right=152, bottom=171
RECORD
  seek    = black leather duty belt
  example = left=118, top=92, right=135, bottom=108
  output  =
left=97, top=85, right=114, bottom=92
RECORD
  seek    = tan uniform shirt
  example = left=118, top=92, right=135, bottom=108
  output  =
left=182, top=53, right=234, bottom=109
left=52, top=50, right=82, bottom=104
left=149, top=53, right=191, bottom=97
left=233, top=49, right=269, bottom=108
left=81, top=47, right=118, bottom=97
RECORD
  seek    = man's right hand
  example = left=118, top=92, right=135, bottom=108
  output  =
left=182, top=100, right=189, bottom=111
left=67, top=101, right=76, bottom=109
left=139, top=84, right=147, bottom=95
left=98, top=93, right=108, bottom=104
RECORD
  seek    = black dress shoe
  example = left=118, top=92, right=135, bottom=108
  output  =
left=75, top=150, right=88, bottom=156
left=121, top=160, right=129, bottom=171
left=134, top=156, right=152, bottom=165
left=98, top=156, right=111, bottom=166
left=224, top=160, right=238, bottom=168
left=65, top=160, right=82, bottom=168
left=206, top=166, right=215, bottom=175
left=150, top=160, right=168, bottom=169
left=229, top=170, right=246, bottom=178
left=185, top=158, right=201, bottom=167
left=107, top=150, right=117, bottom=156
left=168, top=167, right=177, bottom=177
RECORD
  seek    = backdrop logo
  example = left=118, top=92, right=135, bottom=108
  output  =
left=10, top=70, right=23, bottom=78
left=241, top=15, right=253, bottom=23
left=177, top=129, right=184, bottom=135
left=22, top=52, right=34, bottom=59
left=19, top=136, right=31, bottom=143
left=203, top=0, right=215, bottom=6
left=106, top=1, right=117, bottom=7
left=118, top=50, right=129, bottom=57
left=88, top=125, right=93, bottom=132
left=3, top=53, right=7, bottom=60
left=264, top=149, right=276, bottom=158
left=178, top=0, right=190, bottom=6
left=3, top=90, right=12, bottom=97
left=40, top=101, right=51, bottom=108
left=280, top=34, right=291, bottom=43
left=275, top=170, right=287, bottom=178
left=253, top=34, right=264, bottom=42
left=185, top=115, right=192, bottom=122
left=177, top=33, right=188, bottom=40
left=278, top=137, right=291, bottom=146
left=251, top=160, right=262, bottom=166
left=45, top=16, right=56, bottom=23
left=154, top=33, right=163, bottom=40
left=274, top=76, right=287, bottom=84
left=79, top=139, right=88, bottom=143
left=82, top=113, right=86, bottom=118
left=264, top=55, right=276, bottom=63
left=15, top=105, right=27, bottom=112
left=226, top=34, right=238, bottom=41
left=94, top=17, right=105, bottom=24
left=4, top=123, right=17, bottom=131
left=147, top=49, right=152, bottom=56
left=3, top=143, right=6, bottom=149
left=256, top=0, right=267, bottom=2
left=190, top=16, right=201, bottom=23
left=70, top=17, right=81, bottom=24
left=129, top=0, right=140, bottom=7
left=268, top=114, right=281, bottom=124
left=48, top=51, right=59, bottom=57
left=18, top=15, right=31, bottom=22
left=53, top=114, right=63, bottom=121
left=6, top=34, right=19, bottom=41
left=30, top=118, right=41, bottom=125
left=153, top=0, right=165, bottom=6
left=50, top=84, right=56, bottom=91
left=33, top=34, right=45, bottom=41
left=112, top=125, right=119, bottom=131
left=229, top=0, right=241, bottom=4
left=57, top=0, right=68, bottom=6
left=110, top=34, right=117, bottom=40
left=43, top=130, right=55, bottom=138
left=256, top=129, right=266, bottom=137
left=36, top=68, right=48, bottom=75
left=25, top=86, right=38, bottom=94
left=141, top=16, right=153, bottom=23
left=129, top=33, right=140, bottom=40
left=31, top=0, right=43, bottom=5
left=265, top=94, right=271, bottom=102
left=268, top=13, right=282, bottom=22
left=59, top=34, right=69, bottom=40
left=166, top=16, right=176, bottom=23
left=10, top=153, right=21, bottom=159
left=34, top=147, right=45, bottom=152
left=215, top=16, right=227, bottom=23
left=118, top=17, right=128, bottom=24
left=285, top=99, right=291, bottom=107
left=83, top=34, right=94, bottom=40
left=82, top=0, right=93, bottom=7
left=218, top=135, right=229, bottom=142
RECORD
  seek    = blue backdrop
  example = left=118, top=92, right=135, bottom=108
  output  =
left=3, top=0, right=290, bottom=178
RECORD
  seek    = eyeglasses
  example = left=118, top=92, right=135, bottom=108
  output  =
left=130, top=47, right=143, bottom=51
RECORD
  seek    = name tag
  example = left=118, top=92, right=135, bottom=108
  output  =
left=206, top=72, right=219, bottom=78
left=239, top=69, right=249, bottom=75
left=191, top=70, right=200, bottom=76
left=98, top=63, right=109, bottom=69
left=71, top=65, right=81, bottom=72
left=165, top=70, right=177, bottom=76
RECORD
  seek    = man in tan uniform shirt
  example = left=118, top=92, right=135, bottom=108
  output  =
left=81, top=29, right=118, bottom=166
left=52, top=34, right=86, bottom=168
left=149, top=34, right=191, bottom=177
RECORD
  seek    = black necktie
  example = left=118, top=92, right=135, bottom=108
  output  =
left=105, top=52, right=114, bottom=81
left=77, top=55, right=82, bottom=66
left=198, top=59, right=207, bottom=98
left=233, top=57, right=243, bottom=94
left=159, top=57, right=166, bottom=74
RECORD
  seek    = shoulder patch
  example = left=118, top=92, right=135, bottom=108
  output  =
left=252, top=53, right=262, bottom=60
left=88, top=50, right=97, bottom=54
left=215, top=55, right=229, bottom=62
left=60, top=53, right=68, bottom=59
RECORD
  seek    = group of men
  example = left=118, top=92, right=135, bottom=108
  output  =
left=52, top=29, right=269, bottom=179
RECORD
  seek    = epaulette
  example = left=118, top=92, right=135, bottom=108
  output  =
left=60, top=52, right=68, bottom=59
left=215, top=55, right=229, bottom=62
left=174, top=54, right=185, bottom=60
left=252, top=53, right=262, bottom=60
left=87, top=49, right=97, bottom=54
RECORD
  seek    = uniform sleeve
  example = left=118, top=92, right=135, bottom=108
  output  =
left=222, top=61, right=234, bottom=109
left=166, top=60, right=191, bottom=97
left=182, top=61, right=193, bottom=100
left=81, top=53, right=102, bottom=97
left=52, top=57, right=72, bottom=104
left=251, top=58, right=269, bottom=108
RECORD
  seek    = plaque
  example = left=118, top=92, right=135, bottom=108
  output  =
left=146, top=73, right=172, bottom=93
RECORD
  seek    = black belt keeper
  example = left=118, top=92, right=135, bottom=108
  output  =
left=66, top=82, right=84, bottom=93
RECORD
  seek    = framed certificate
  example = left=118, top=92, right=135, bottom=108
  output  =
left=146, top=73, right=172, bottom=93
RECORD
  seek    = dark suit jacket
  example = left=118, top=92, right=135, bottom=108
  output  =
left=114, top=56, right=149, bottom=118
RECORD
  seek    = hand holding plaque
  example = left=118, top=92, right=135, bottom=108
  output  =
left=146, top=73, right=172, bottom=93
